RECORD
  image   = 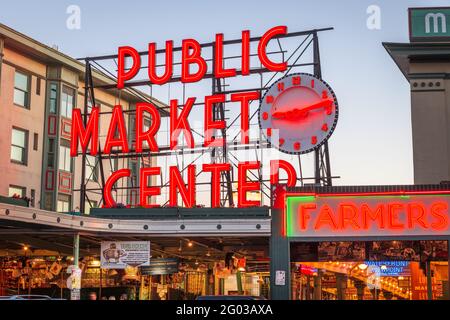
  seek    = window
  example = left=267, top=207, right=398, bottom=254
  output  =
left=47, top=138, right=55, bottom=168
left=57, top=194, right=71, bottom=213
left=49, top=83, right=58, bottom=114
left=61, top=85, right=75, bottom=118
left=59, top=145, right=72, bottom=172
left=84, top=200, right=97, bottom=215
left=33, top=133, right=39, bottom=151
left=36, top=78, right=41, bottom=96
left=85, top=155, right=98, bottom=181
left=11, top=128, right=28, bottom=164
left=14, top=71, right=30, bottom=107
left=30, top=189, right=35, bottom=207
left=8, top=185, right=25, bottom=197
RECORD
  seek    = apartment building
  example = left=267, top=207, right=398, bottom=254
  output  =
left=0, top=23, right=164, bottom=213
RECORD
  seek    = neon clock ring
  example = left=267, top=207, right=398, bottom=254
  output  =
left=258, top=73, right=339, bottom=155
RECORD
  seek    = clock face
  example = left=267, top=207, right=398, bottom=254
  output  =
left=258, top=73, right=339, bottom=154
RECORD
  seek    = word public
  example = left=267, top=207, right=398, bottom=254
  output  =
left=70, top=26, right=296, bottom=208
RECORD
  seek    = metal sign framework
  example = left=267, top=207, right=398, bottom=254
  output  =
left=76, top=27, right=336, bottom=213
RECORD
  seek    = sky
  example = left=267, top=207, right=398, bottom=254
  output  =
left=1, top=0, right=448, bottom=190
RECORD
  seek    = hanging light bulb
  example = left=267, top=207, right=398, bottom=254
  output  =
left=206, top=250, right=211, bottom=257
left=178, top=240, right=182, bottom=252
left=187, top=240, right=193, bottom=248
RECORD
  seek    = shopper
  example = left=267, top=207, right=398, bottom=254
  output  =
left=88, top=292, right=97, bottom=300
left=119, top=293, right=127, bottom=300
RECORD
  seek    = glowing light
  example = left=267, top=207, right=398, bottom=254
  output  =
left=358, top=263, right=368, bottom=270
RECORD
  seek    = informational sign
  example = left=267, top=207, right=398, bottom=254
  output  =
left=101, top=241, right=150, bottom=269
left=365, top=261, right=411, bottom=277
left=409, top=7, right=450, bottom=42
left=284, top=191, right=450, bottom=237
left=67, top=266, right=82, bottom=301
left=140, top=258, right=179, bottom=275
left=275, top=270, right=286, bottom=286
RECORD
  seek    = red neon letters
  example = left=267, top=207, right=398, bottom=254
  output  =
left=204, top=94, right=226, bottom=147
left=231, top=91, right=260, bottom=144
left=116, top=26, right=287, bottom=87
left=117, top=46, right=141, bottom=89
left=135, top=103, right=161, bottom=152
left=148, top=41, right=173, bottom=85
left=70, top=106, right=99, bottom=156
left=170, top=98, right=195, bottom=149
left=203, top=163, right=231, bottom=208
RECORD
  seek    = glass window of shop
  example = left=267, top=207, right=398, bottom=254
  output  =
left=61, top=85, right=75, bottom=118
left=57, top=194, right=71, bottom=212
left=8, top=185, right=25, bottom=197
left=10, top=127, right=28, bottom=165
left=58, top=144, right=72, bottom=172
left=14, top=71, right=30, bottom=108
left=290, top=240, right=449, bottom=300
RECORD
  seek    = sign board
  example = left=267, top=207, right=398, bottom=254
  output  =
left=365, top=261, right=411, bottom=277
left=275, top=270, right=286, bottom=286
left=101, top=241, right=150, bottom=269
left=140, top=258, right=179, bottom=275
left=409, top=7, right=450, bottom=42
left=284, top=191, right=450, bottom=237
left=70, top=26, right=338, bottom=209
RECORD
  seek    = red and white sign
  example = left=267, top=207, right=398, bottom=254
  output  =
left=70, top=26, right=337, bottom=208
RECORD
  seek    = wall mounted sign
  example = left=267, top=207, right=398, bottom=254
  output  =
left=409, top=7, right=450, bottom=42
left=365, top=261, right=411, bottom=277
left=259, top=73, right=338, bottom=154
left=283, top=191, right=450, bottom=237
left=140, top=258, right=179, bottom=275
left=101, top=241, right=150, bottom=269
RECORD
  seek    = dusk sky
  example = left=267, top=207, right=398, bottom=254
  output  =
left=1, top=0, right=448, bottom=189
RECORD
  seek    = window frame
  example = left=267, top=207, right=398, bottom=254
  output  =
left=57, top=194, right=71, bottom=213
left=10, top=127, right=28, bottom=165
left=8, top=185, right=26, bottom=197
left=13, top=71, right=31, bottom=109
left=58, top=144, right=72, bottom=172
left=60, top=85, right=76, bottom=119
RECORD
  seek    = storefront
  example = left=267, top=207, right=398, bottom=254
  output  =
left=270, top=184, right=450, bottom=300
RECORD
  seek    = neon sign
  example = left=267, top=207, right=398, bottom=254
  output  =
left=70, top=26, right=339, bottom=208
left=259, top=73, right=338, bottom=154
left=284, top=191, right=450, bottom=237
left=365, top=261, right=411, bottom=277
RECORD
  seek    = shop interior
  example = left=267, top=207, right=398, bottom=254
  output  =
left=290, top=240, right=449, bottom=300
left=0, top=225, right=270, bottom=300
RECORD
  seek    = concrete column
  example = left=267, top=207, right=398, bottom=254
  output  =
left=270, top=209, right=290, bottom=300
left=73, top=233, right=80, bottom=265
left=336, top=274, right=346, bottom=300
left=354, top=280, right=366, bottom=300
left=313, top=270, right=322, bottom=300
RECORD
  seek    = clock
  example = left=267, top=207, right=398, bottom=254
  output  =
left=258, top=73, right=338, bottom=154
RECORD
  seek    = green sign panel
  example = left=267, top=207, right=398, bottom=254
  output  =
left=409, top=7, right=450, bottom=41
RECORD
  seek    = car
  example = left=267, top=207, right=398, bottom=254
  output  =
left=196, top=295, right=267, bottom=300
left=0, top=295, right=59, bottom=300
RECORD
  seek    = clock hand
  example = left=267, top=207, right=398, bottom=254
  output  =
left=272, top=98, right=334, bottom=120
